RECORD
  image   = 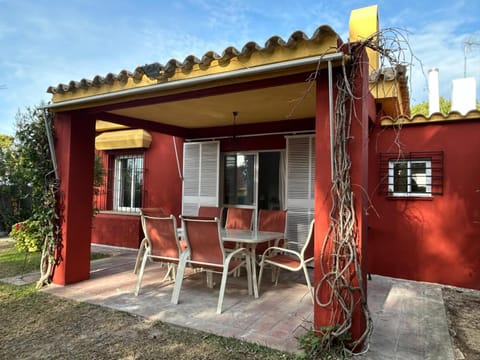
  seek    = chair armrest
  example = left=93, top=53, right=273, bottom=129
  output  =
left=261, top=246, right=300, bottom=259
left=225, top=247, right=249, bottom=262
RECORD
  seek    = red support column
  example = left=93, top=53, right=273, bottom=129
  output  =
left=314, top=50, right=369, bottom=344
left=53, top=111, right=96, bottom=285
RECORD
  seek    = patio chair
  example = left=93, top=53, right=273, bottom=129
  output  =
left=225, top=208, right=254, bottom=230
left=133, top=207, right=166, bottom=274
left=224, top=208, right=254, bottom=250
left=134, top=213, right=184, bottom=296
left=255, top=209, right=287, bottom=258
left=257, top=219, right=315, bottom=303
left=171, top=216, right=252, bottom=314
left=198, top=206, right=224, bottom=219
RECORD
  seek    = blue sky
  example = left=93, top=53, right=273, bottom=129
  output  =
left=0, top=0, right=479, bottom=135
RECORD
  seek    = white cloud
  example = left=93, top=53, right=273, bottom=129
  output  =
left=0, top=0, right=478, bottom=135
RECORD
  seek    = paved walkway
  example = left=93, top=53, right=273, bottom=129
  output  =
left=1, top=243, right=455, bottom=358
left=360, top=275, right=454, bottom=359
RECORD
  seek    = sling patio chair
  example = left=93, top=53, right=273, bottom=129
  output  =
left=198, top=206, right=224, bottom=219
left=257, top=219, right=315, bottom=303
left=224, top=207, right=254, bottom=250
left=225, top=207, right=254, bottom=230
left=255, top=209, right=287, bottom=258
left=171, top=216, right=252, bottom=314
left=133, top=207, right=166, bottom=274
left=134, top=213, right=185, bottom=296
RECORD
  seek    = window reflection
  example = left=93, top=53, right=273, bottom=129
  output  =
left=223, top=154, right=255, bottom=205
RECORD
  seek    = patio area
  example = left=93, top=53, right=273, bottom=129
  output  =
left=37, top=244, right=454, bottom=358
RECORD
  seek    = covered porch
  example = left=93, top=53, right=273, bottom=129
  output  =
left=44, top=5, right=399, bottom=347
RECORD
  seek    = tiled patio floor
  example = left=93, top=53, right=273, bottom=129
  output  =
left=42, top=245, right=314, bottom=353
left=4, top=242, right=455, bottom=358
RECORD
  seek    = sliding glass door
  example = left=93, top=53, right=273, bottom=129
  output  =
left=222, top=151, right=283, bottom=226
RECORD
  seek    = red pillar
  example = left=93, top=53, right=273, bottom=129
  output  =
left=53, top=111, right=96, bottom=285
left=314, top=51, right=369, bottom=343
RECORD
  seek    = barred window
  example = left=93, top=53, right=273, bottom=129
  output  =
left=113, top=154, right=144, bottom=211
left=389, top=159, right=431, bottom=197
left=379, top=151, right=443, bottom=197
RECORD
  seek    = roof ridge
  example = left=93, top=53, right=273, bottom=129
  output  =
left=47, top=24, right=338, bottom=94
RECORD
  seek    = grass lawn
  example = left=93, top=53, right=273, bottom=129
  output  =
left=0, top=239, right=108, bottom=279
left=0, top=239, right=296, bottom=359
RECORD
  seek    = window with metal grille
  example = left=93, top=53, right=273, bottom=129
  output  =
left=379, top=151, right=443, bottom=197
left=113, top=154, right=144, bottom=211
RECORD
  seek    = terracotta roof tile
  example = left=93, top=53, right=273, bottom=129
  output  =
left=47, top=25, right=338, bottom=95
left=381, top=109, right=480, bottom=126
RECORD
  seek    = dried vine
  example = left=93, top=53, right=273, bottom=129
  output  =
left=315, top=56, right=372, bottom=356
left=36, top=178, right=62, bottom=289
left=308, top=29, right=417, bottom=357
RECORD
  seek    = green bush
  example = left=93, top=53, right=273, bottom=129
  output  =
left=9, top=220, right=43, bottom=252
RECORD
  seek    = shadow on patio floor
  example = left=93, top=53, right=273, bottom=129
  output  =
left=42, top=244, right=313, bottom=353
left=15, top=243, right=454, bottom=358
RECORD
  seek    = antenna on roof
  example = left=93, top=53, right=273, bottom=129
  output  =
left=463, top=37, right=480, bottom=77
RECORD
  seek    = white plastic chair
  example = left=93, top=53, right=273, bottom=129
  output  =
left=171, top=216, right=252, bottom=314
left=257, top=219, right=315, bottom=303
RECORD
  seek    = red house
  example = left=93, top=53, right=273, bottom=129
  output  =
left=45, top=5, right=480, bottom=346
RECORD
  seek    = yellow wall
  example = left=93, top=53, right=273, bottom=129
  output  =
left=349, top=5, right=379, bottom=72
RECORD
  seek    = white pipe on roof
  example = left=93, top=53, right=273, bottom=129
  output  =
left=43, top=52, right=346, bottom=110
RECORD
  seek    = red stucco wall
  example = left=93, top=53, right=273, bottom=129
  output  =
left=368, top=120, right=480, bottom=290
left=92, top=213, right=142, bottom=248
left=91, top=132, right=183, bottom=248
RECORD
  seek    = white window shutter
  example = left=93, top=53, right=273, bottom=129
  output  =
left=285, top=135, right=315, bottom=247
left=182, top=141, right=220, bottom=215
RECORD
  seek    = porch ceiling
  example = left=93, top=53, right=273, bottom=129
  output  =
left=105, top=81, right=316, bottom=129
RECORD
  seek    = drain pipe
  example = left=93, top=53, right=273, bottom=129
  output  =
left=41, top=108, right=59, bottom=181
left=328, top=59, right=335, bottom=182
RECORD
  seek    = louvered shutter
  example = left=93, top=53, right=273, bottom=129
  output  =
left=285, top=135, right=315, bottom=248
left=182, top=141, right=220, bottom=215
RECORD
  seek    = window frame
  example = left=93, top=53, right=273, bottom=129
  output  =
left=388, top=158, right=432, bottom=197
left=113, top=154, right=144, bottom=212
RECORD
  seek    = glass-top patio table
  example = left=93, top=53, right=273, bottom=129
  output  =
left=220, top=228, right=284, bottom=299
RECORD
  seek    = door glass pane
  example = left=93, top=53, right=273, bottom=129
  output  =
left=223, top=154, right=255, bottom=205
left=258, top=152, right=281, bottom=210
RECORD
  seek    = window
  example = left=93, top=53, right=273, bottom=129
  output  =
left=113, top=154, right=144, bottom=211
left=223, top=153, right=256, bottom=206
left=379, top=151, right=444, bottom=198
left=388, top=159, right=431, bottom=197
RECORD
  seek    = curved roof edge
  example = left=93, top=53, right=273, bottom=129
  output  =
left=47, top=25, right=339, bottom=96
left=380, top=109, right=480, bottom=126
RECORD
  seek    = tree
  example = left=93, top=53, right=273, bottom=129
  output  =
left=411, top=97, right=480, bottom=116
left=0, top=105, right=55, bottom=242
left=410, top=97, right=452, bottom=116
left=0, top=134, right=14, bottom=231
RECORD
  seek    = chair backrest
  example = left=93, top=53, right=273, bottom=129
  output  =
left=258, top=209, right=287, bottom=234
left=181, top=216, right=224, bottom=267
left=141, top=213, right=181, bottom=259
left=300, top=219, right=315, bottom=261
left=225, top=208, right=254, bottom=230
left=198, top=206, right=224, bottom=219
left=140, top=207, right=166, bottom=218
